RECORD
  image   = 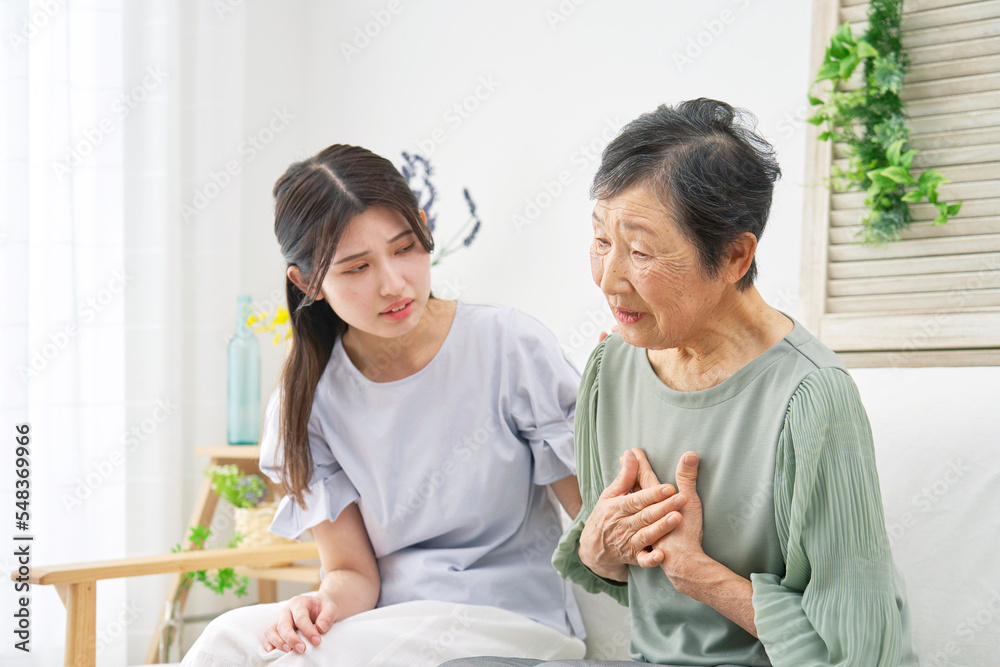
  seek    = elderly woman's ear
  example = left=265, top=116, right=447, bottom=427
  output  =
left=722, top=232, right=758, bottom=286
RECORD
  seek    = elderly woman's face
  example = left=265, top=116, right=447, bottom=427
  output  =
left=590, top=184, right=728, bottom=350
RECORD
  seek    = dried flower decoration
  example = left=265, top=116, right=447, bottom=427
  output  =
left=399, top=152, right=483, bottom=265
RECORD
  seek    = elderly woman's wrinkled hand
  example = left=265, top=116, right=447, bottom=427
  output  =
left=578, top=449, right=687, bottom=581
left=647, top=451, right=712, bottom=595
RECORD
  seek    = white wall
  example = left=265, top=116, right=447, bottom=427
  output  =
left=289, top=0, right=815, bottom=372
left=175, top=1, right=998, bottom=665
left=852, top=366, right=1000, bottom=666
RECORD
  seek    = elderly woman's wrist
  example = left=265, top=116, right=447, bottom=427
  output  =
left=661, top=550, right=718, bottom=597
left=578, top=537, right=628, bottom=582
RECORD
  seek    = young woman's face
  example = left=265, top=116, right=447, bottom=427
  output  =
left=319, top=206, right=431, bottom=339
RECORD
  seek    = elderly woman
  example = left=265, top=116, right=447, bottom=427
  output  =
left=446, top=99, right=917, bottom=666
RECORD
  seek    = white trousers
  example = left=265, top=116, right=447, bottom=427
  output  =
left=181, top=599, right=586, bottom=667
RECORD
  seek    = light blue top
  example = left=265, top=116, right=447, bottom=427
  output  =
left=259, top=301, right=585, bottom=638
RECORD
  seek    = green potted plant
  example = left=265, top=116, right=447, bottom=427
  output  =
left=206, top=464, right=296, bottom=552
left=160, top=525, right=249, bottom=662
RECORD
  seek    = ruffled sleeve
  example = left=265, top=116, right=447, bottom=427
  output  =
left=258, top=385, right=361, bottom=541
left=752, top=368, right=918, bottom=666
left=551, top=339, right=629, bottom=606
left=502, top=309, right=581, bottom=485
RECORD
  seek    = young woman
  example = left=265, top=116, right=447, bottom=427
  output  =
left=182, top=145, right=587, bottom=666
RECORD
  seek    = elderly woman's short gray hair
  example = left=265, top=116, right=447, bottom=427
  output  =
left=591, top=98, right=781, bottom=290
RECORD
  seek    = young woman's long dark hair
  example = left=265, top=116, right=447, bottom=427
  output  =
left=272, top=145, right=433, bottom=507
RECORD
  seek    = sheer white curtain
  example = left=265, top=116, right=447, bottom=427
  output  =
left=1, top=0, right=254, bottom=664
left=2, top=1, right=130, bottom=664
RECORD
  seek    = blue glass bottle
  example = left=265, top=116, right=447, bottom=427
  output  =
left=228, top=295, right=261, bottom=445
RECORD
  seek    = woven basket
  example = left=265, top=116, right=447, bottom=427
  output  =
left=234, top=501, right=297, bottom=566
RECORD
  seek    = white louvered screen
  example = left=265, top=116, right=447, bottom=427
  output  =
left=801, top=0, right=1000, bottom=367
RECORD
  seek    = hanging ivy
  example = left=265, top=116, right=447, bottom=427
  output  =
left=808, top=0, right=962, bottom=244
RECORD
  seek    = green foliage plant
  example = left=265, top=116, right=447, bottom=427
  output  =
left=808, top=0, right=961, bottom=244
left=206, top=464, right=269, bottom=509
left=171, top=524, right=250, bottom=598
left=162, top=525, right=248, bottom=659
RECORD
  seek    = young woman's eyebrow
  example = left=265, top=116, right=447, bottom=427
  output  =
left=334, top=230, right=415, bottom=264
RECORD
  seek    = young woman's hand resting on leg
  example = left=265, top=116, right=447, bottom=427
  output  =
left=262, top=504, right=380, bottom=654
left=263, top=590, right=338, bottom=654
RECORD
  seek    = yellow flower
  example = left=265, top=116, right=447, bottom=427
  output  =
left=247, top=306, right=293, bottom=345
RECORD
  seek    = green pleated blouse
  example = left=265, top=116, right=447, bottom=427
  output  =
left=553, top=320, right=918, bottom=666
